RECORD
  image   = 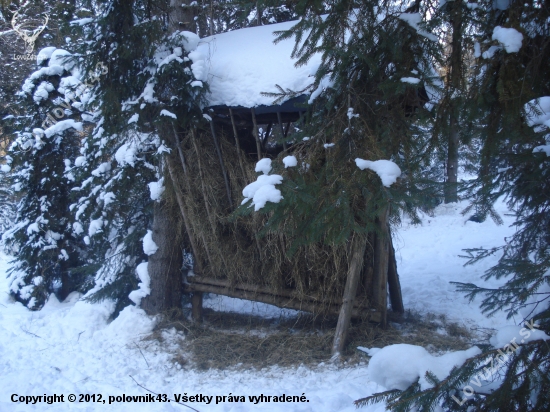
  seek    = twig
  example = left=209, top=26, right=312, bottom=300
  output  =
left=20, top=327, right=42, bottom=338
left=129, top=375, right=200, bottom=412
left=134, top=342, right=150, bottom=368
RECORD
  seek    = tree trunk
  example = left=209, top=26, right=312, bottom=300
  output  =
left=444, top=1, right=463, bottom=204
left=168, top=0, right=196, bottom=34
left=141, top=199, right=183, bottom=316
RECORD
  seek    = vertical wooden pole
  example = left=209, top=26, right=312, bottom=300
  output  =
left=209, top=120, right=233, bottom=208
left=331, top=234, right=368, bottom=357
left=250, top=108, right=262, bottom=160
left=191, top=292, right=203, bottom=322
left=229, top=108, right=247, bottom=179
left=276, top=111, right=287, bottom=151
left=372, top=205, right=390, bottom=327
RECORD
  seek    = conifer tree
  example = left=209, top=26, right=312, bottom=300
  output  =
left=65, top=0, right=207, bottom=313
left=2, top=46, right=87, bottom=308
left=356, top=0, right=550, bottom=410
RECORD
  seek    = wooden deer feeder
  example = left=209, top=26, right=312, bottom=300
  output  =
left=171, top=20, right=404, bottom=355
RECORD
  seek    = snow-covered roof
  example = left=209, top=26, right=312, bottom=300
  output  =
left=194, top=20, right=321, bottom=109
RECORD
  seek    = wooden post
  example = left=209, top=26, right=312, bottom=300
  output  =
left=250, top=108, right=262, bottom=160
left=229, top=108, right=247, bottom=179
left=331, top=234, right=368, bottom=357
left=263, top=122, right=273, bottom=147
left=191, top=292, right=203, bottom=322
left=276, top=111, right=287, bottom=151
left=209, top=119, right=233, bottom=208
left=387, top=237, right=404, bottom=314
left=372, top=205, right=390, bottom=327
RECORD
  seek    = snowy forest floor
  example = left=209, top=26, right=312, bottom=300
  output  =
left=0, top=199, right=516, bottom=411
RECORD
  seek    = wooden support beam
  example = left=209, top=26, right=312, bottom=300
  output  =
left=228, top=108, right=247, bottom=179
left=191, top=292, right=203, bottom=322
left=209, top=120, right=233, bottom=208
left=189, top=275, right=371, bottom=310
left=331, top=234, right=368, bottom=356
left=250, top=108, right=262, bottom=160
left=276, top=111, right=287, bottom=151
left=263, top=122, right=272, bottom=148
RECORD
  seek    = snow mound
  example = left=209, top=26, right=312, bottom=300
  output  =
left=367, top=344, right=481, bottom=390
left=355, top=159, right=401, bottom=187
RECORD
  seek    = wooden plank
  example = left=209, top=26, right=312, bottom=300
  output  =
left=331, top=234, right=368, bottom=356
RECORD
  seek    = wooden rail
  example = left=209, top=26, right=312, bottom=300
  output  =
left=183, top=275, right=381, bottom=323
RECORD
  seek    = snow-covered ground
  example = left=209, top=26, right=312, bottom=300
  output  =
left=0, top=199, right=517, bottom=411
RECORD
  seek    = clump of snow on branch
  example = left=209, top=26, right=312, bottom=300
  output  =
left=43, top=119, right=83, bottom=138
left=525, top=97, right=550, bottom=128
left=398, top=13, right=437, bottom=42
left=283, top=156, right=297, bottom=168
left=492, top=26, right=523, bottom=53
left=142, top=230, right=158, bottom=256
left=489, top=324, right=550, bottom=349
left=355, top=159, right=401, bottom=187
left=148, top=178, right=165, bottom=201
left=36, top=46, right=57, bottom=65
left=363, top=344, right=481, bottom=391
left=160, top=109, right=177, bottom=119
left=255, top=158, right=272, bottom=175
left=242, top=159, right=283, bottom=211
left=128, top=262, right=151, bottom=306
left=400, top=77, right=421, bottom=84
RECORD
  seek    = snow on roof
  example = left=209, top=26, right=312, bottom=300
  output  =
left=194, top=21, right=321, bottom=108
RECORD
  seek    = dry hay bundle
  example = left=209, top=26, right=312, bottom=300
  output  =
left=169, top=125, right=371, bottom=316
